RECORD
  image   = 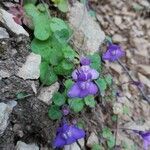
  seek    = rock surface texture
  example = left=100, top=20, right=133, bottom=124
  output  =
left=68, top=2, right=105, bottom=54
left=0, top=9, right=29, bottom=36
left=17, top=53, right=41, bottom=80
left=16, top=141, right=39, bottom=150
left=0, top=101, right=17, bottom=135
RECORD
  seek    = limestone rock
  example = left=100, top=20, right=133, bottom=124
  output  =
left=112, top=34, right=127, bottom=43
left=78, top=138, right=85, bottom=148
left=137, top=65, right=150, bottom=75
left=17, top=53, right=41, bottom=80
left=138, top=73, right=150, bottom=88
left=0, top=101, right=17, bottom=135
left=64, top=142, right=81, bottom=150
left=0, top=9, right=29, bottom=36
left=68, top=2, right=105, bottom=54
left=0, top=69, right=11, bottom=80
left=38, top=82, right=59, bottom=105
left=123, top=121, right=150, bottom=131
left=114, top=16, right=122, bottom=26
left=16, top=141, right=39, bottom=150
left=0, top=27, right=9, bottom=39
left=113, top=102, right=123, bottom=115
left=87, top=132, right=99, bottom=148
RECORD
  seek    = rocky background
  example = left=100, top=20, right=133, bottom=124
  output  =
left=0, top=0, right=150, bottom=150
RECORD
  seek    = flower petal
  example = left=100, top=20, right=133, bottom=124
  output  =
left=90, top=69, right=99, bottom=80
left=67, top=83, right=80, bottom=98
left=70, top=125, right=85, bottom=139
left=87, top=82, right=98, bottom=95
left=54, top=133, right=66, bottom=148
left=72, top=69, right=78, bottom=80
left=80, top=57, right=91, bottom=65
left=102, top=51, right=111, bottom=61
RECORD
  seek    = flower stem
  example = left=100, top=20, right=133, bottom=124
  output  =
left=117, top=59, right=150, bottom=103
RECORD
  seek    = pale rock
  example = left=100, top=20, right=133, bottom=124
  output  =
left=123, top=121, right=150, bottom=131
left=16, top=141, right=39, bottom=150
left=0, top=27, right=9, bottom=39
left=0, top=101, right=17, bottom=135
left=137, top=65, right=150, bottom=75
left=31, top=81, right=37, bottom=94
left=0, top=9, right=29, bottom=36
left=78, top=138, right=85, bottom=148
left=133, top=38, right=149, bottom=57
left=113, top=102, right=123, bottom=115
left=68, top=2, right=105, bottom=54
left=138, top=73, right=150, bottom=88
left=17, top=53, right=41, bottom=80
left=0, top=70, right=11, bottom=80
left=109, top=63, right=123, bottom=74
left=87, top=132, right=99, bottom=148
left=116, top=131, right=135, bottom=149
left=38, top=82, right=59, bottom=105
left=114, top=16, right=122, bottom=26
left=139, top=0, right=150, bottom=7
left=113, top=34, right=127, bottom=43
left=64, top=142, right=81, bottom=150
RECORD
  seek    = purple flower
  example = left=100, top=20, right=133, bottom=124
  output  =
left=102, top=44, right=125, bottom=62
left=139, top=131, right=150, bottom=150
left=80, top=57, right=91, bottom=66
left=72, top=66, right=99, bottom=81
left=68, top=57, right=99, bottom=98
left=68, top=81, right=98, bottom=98
left=134, top=131, right=150, bottom=150
left=54, top=123, right=85, bottom=148
left=62, top=106, right=70, bottom=116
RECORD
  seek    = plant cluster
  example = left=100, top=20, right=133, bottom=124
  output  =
left=9, top=0, right=150, bottom=149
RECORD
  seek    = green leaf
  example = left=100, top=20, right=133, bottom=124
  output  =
left=102, top=127, right=112, bottom=139
left=123, top=105, right=130, bottom=115
left=54, top=29, right=70, bottom=43
left=62, top=45, right=78, bottom=61
left=24, top=3, right=51, bottom=40
left=88, top=53, right=101, bottom=71
left=107, top=136, right=115, bottom=149
left=50, top=17, right=69, bottom=32
left=54, top=60, right=74, bottom=75
left=52, top=92, right=66, bottom=106
left=111, top=115, right=117, bottom=122
left=64, top=79, right=74, bottom=90
left=88, top=10, right=96, bottom=18
left=31, top=38, right=63, bottom=65
left=105, top=36, right=112, bottom=43
left=92, top=144, right=103, bottom=150
left=48, top=105, right=62, bottom=120
left=23, top=0, right=37, bottom=5
left=105, top=75, right=112, bottom=85
left=77, top=120, right=85, bottom=129
left=95, top=78, right=107, bottom=96
left=58, top=0, right=68, bottom=12
left=84, top=95, right=96, bottom=108
left=69, top=98, right=84, bottom=113
left=16, top=92, right=28, bottom=100
left=40, top=61, right=58, bottom=85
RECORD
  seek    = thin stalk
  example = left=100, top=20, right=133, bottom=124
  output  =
left=117, top=59, right=150, bottom=103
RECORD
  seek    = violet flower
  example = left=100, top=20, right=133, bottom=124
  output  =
left=68, top=81, right=98, bottom=98
left=68, top=58, right=99, bottom=98
left=134, top=130, right=150, bottom=150
left=54, top=123, right=85, bottom=148
left=72, top=65, right=99, bottom=81
left=80, top=57, right=91, bottom=66
left=102, top=44, right=125, bottom=62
